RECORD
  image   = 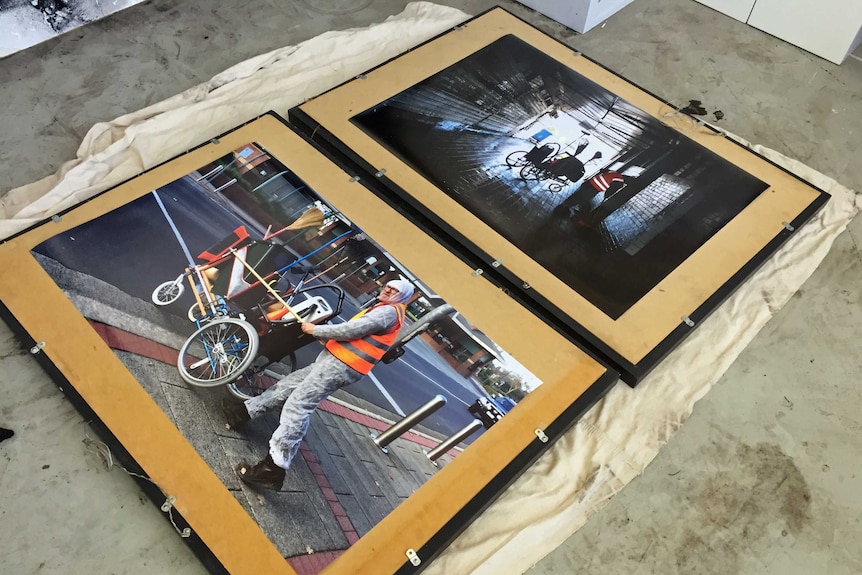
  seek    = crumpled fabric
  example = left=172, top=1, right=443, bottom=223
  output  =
left=0, top=1, right=470, bottom=238
left=1, top=3, right=858, bottom=574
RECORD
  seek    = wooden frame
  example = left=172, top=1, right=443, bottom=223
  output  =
left=290, top=7, right=829, bottom=385
left=0, top=113, right=616, bottom=575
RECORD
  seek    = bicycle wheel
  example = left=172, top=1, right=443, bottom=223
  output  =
left=228, top=373, right=273, bottom=400
left=152, top=280, right=184, bottom=305
left=505, top=150, right=528, bottom=167
left=187, top=301, right=225, bottom=323
left=177, top=318, right=259, bottom=387
left=519, top=164, right=542, bottom=180
left=188, top=302, right=207, bottom=322
left=227, top=352, right=297, bottom=400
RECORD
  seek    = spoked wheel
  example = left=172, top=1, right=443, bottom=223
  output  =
left=187, top=301, right=225, bottom=323
left=505, top=150, right=529, bottom=168
left=152, top=280, right=184, bottom=305
left=519, top=164, right=543, bottom=180
left=228, top=373, right=274, bottom=400
left=188, top=303, right=207, bottom=323
left=177, top=318, right=259, bottom=387
left=227, top=352, right=297, bottom=400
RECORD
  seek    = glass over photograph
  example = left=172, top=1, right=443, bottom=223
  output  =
left=31, top=143, right=540, bottom=569
left=352, top=34, right=771, bottom=319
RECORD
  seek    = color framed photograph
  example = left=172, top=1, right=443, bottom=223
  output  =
left=290, top=7, right=829, bottom=384
left=0, top=114, right=615, bottom=575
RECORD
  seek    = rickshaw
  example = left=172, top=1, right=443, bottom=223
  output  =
left=502, top=143, right=573, bottom=192
left=151, top=207, right=348, bottom=400
left=503, top=134, right=601, bottom=192
left=504, top=142, right=561, bottom=169
left=517, top=151, right=604, bottom=192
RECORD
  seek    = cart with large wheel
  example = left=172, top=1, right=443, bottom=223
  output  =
left=174, top=262, right=346, bottom=400
left=152, top=207, right=350, bottom=400
left=505, top=141, right=560, bottom=169
left=518, top=150, right=604, bottom=192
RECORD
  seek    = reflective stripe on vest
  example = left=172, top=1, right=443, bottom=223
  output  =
left=589, top=171, right=624, bottom=192
left=325, top=303, right=406, bottom=374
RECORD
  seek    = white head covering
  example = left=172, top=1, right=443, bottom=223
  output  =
left=381, top=279, right=414, bottom=305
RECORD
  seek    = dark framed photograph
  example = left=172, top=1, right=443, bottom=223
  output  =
left=0, top=114, right=615, bottom=575
left=290, top=7, right=829, bottom=384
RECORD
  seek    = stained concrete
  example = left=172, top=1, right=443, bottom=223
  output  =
left=1, top=0, right=860, bottom=574
left=524, top=2, right=862, bottom=574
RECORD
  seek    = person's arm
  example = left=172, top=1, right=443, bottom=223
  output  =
left=307, top=306, right=398, bottom=341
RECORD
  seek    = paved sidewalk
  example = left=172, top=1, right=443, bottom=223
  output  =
left=90, top=321, right=456, bottom=575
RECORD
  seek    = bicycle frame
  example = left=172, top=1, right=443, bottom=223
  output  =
left=183, top=228, right=354, bottom=324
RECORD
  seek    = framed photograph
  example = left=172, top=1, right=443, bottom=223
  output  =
left=290, top=7, right=830, bottom=384
left=0, top=113, right=616, bottom=575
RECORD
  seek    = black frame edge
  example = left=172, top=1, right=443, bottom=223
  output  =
left=0, top=300, right=230, bottom=575
left=633, top=189, right=831, bottom=377
left=394, top=371, right=619, bottom=574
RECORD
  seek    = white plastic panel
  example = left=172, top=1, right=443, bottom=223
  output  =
left=747, top=0, right=862, bottom=64
left=692, top=0, right=756, bottom=23
left=515, top=0, right=635, bottom=34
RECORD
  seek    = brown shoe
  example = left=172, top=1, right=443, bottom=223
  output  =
left=235, top=454, right=285, bottom=491
left=220, top=398, right=250, bottom=430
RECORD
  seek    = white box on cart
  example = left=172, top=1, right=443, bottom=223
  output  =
left=514, top=0, right=635, bottom=33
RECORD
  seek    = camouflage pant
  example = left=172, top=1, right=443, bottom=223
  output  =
left=244, top=350, right=362, bottom=469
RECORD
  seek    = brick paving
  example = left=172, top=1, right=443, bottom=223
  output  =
left=92, top=321, right=455, bottom=573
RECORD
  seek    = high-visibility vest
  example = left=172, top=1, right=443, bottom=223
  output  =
left=588, top=171, right=624, bottom=192
left=325, top=303, right=406, bottom=374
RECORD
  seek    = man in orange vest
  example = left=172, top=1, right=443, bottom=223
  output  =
left=552, top=170, right=627, bottom=220
left=225, top=279, right=413, bottom=490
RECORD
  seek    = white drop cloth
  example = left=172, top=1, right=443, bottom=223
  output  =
left=0, top=3, right=858, bottom=574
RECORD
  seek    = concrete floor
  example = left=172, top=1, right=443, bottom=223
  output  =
left=1, top=0, right=860, bottom=574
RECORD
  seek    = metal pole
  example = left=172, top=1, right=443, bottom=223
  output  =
left=425, top=419, right=484, bottom=465
left=212, top=178, right=238, bottom=194
left=196, top=164, right=223, bottom=182
left=371, top=395, right=447, bottom=453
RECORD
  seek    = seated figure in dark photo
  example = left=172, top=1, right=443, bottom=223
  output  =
left=553, top=169, right=627, bottom=221
left=223, top=280, right=414, bottom=491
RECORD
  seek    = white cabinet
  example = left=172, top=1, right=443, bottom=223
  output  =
left=695, top=0, right=862, bottom=64
left=515, top=0, right=636, bottom=34
left=747, top=0, right=862, bottom=65
left=692, top=0, right=755, bottom=23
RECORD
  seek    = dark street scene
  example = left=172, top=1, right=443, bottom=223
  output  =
left=30, top=143, right=539, bottom=568
left=353, top=34, right=770, bottom=319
